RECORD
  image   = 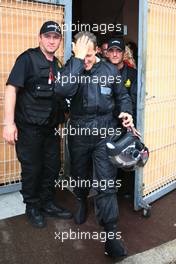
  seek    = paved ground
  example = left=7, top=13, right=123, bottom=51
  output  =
left=0, top=191, right=25, bottom=220
left=118, top=239, right=176, bottom=264
left=0, top=189, right=175, bottom=264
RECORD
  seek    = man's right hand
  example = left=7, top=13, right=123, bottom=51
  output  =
left=72, top=35, right=91, bottom=60
left=3, top=124, right=18, bottom=145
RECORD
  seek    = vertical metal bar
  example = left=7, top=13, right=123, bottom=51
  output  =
left=57, top=0, right=72, bottom=62
left=1, top=2, right=6, bottom=186
left=134, top=0, right=148, bottom=210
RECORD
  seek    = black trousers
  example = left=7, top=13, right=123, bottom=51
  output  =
left=68, top=134, right=119, bottom=226
left=15, top=124, right=60, bottom=207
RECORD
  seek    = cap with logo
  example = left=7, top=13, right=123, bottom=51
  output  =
left=107, top=38, right=125, bottom=51
left=40, top=21, right=62, bottom=36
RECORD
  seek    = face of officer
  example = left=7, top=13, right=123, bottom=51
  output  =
left=107, top=47, right=125, bottom=69
left=84, top=42, right=98, bottom=71
left=39, top=32, right=61, bottom=56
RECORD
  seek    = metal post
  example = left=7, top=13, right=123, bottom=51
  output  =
left=57, top=0, right=72, bottom=62
left=134, top=0, right=148, bottom=211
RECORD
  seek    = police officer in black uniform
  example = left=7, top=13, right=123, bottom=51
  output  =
left=107, top=38, right=137, bottom=124
left=107, top=38, right=138, bottom=197
left=54, top=32, right=135, bottom=258
left=3, top=21, right=72, bottom=228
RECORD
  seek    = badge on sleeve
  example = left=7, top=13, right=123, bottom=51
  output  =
left=124, top=79, right=131, bottom=88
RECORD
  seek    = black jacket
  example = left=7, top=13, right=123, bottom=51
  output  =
left=55, top=57, right=133, bottom=124
left=9, top=47, right=66, bottom=126
left=120, top=64, right=137, bottom=124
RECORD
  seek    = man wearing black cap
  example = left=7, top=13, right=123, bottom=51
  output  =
left=3, top=21, right=72, bottom=228
left=107, top=38, right=138, bottom=197
left=107, top=38, right=137, bottom=125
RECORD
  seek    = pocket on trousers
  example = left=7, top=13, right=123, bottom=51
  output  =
left=26, top=104, right=52, bottom=119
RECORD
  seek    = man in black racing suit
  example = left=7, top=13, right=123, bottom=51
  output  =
left=55, top=32, right=134, bottom=258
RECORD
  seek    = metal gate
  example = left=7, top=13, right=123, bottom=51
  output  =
left=0, top=0, right=72, bottom=194
left=135, top=0, right=176, bottom=213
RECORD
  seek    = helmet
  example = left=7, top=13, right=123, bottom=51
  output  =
left=106, top=131, right=149, bottom=171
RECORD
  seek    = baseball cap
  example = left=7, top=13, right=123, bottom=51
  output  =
left=40, top=21, right=62, bottom=36
left=107, top=38, right=125, bottom=51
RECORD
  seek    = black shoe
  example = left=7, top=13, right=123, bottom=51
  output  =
left=42, top=201, right=72, bottom=219
left=26, top=207, right=46, bottom=228
left=105, top=238, right=128, bottom=258
left=74, top=198, right=88, bottom=225
left=104, top=222, right=127, bottom=258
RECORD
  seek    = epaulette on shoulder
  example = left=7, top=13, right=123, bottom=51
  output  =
left=15, top=48, right=31, bottom=58
left=26, top=48, right=39, bottom=55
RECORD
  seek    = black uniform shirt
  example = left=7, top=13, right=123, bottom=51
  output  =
left=6, top=48, right=63, bottom=127
left=120, top=64, right=137, bottom=124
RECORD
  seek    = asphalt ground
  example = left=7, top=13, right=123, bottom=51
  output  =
left=0, top=188, right=175, bottom=264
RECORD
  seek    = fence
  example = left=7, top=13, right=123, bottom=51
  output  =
left=135, top=0, right=176, bottom=212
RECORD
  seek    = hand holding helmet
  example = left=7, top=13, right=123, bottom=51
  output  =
left=118, top=112, right=141, bottom=138
left=106, top=131, right=149, bottom=171
left=118, top=112, right=133, bottom=128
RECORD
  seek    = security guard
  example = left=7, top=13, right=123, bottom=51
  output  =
left=3, top=21, right=72, bottom=228
left=107, top=38, right=137, bottom=125
left=54, top=32, right=134, bottom=258
left=107, top=38, right=138, bottom=197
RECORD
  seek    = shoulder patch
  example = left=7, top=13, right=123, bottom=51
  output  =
left=124, top=79, right=131, bottom=88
